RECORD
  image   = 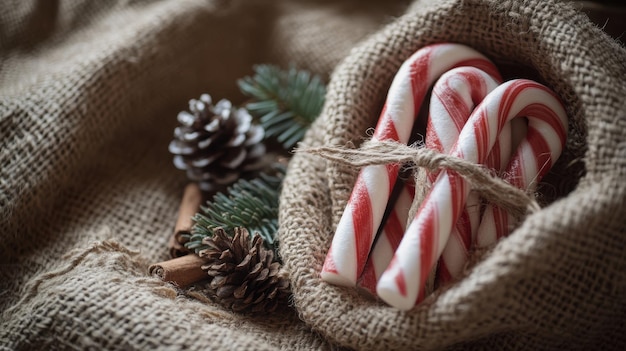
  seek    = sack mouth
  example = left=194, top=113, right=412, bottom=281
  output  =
left=279, top=0, right=626, bottom=349
left=310, top=54, right=584, bottom=303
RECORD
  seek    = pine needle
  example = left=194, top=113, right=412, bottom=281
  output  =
left=185, top=164, right=285, bottom=253
left=237, top=64, right=326, bottom=149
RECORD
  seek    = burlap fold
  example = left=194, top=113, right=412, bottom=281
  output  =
left=279, top=0, right=626, bottom=350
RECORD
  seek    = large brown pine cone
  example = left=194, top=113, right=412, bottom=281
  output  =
left=198, top=227, right=290, bottom=313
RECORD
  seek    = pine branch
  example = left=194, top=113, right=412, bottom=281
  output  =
left=184, top=164, right=285, bottom=254
left=237, top=65, right=326, bottom=149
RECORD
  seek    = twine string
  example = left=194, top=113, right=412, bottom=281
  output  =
left=299, top=140, right=540, bottom=220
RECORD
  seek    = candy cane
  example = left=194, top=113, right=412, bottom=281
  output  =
left=472, top=118, right=525, bottom=248
left=321, top=43, right=502, bottom=286
left=421, top=66, right=511, bottom=285
left=437, top=128, right=514, bottom=284
left=468, top=118, right=526, bottom=249
left=476, top=114, right=564, bottom=247
left=377, top=79, right=568, bottom=310
left=357, top=182, right=415, bottom=295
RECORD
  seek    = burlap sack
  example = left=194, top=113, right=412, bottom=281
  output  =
left=280, top=0, right=626, bottom=350
left=0, top=0, right=409, bottom=349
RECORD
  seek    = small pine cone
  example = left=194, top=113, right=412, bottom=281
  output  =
left=198, top=227, right=290, bottom=313
left=168, top=94, right=266, bottom=192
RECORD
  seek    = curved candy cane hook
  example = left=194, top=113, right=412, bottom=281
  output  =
left=476, top=102, right=568, bottom=247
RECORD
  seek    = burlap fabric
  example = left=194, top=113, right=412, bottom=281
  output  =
left=0, top=0, right=410, bottom=350
left=280, top=0, right=626, bottom=350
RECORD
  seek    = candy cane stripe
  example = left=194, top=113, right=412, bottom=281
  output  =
left=352, top=179, right=374, bottom=274
left=420, top=204, right=439, bottom=283
left=393, top=261, right=408, bottom=297
left=358, top=182, right=414, bottom=294
left=409, top=52, right=432, bottom=115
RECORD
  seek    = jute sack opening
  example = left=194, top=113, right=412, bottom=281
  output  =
left=279, top=0, right=626, bottom=350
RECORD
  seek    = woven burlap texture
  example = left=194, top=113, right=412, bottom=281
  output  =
left=0, top=0, right=410, bottom=350
left=280, top=0, right=626, bottom=350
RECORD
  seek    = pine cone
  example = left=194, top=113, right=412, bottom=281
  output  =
left=198, top=227, right=290, bottom=313
left=168, top=94, right=266, bottom=192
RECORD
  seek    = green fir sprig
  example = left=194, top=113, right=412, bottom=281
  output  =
left=184, top=164, right=285, bottom=254
left=238, top=65, right=326, bottom=149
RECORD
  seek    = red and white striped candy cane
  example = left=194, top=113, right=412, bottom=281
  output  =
left=377, top=79, right=568, bottom=310
left=473, top=118, right=526, bottom=248
left=321, top=43, right=502, bottom=286
left=357, top=182, right=415, bottom=295
left=476, top=112, right=566, bottom=247
left=422, top=66, right=511, bottom=284
left=437, top=127, right=514, bottom=284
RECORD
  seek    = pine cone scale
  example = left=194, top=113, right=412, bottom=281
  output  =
left=219, top=249, right=233, bottom=261
left=266, top=287, right=278, bottom=300
left=176, top=111, right=196, bottom=126
left=233, top=283, right=247, bottom=299
left=233, top=229, right=245, bottom=257
left=216, top=285, right=237, bottom=298
left=168, top=140, right=196, bottom=156
left=204, top=118, right=220, bottom=132
left=220, top=149, right=246, bottom=169
left=251, top=294, right=265, bottom=305
left=268, top=263, right=280, bottom=276
left=208, top=275, right=227, bottom=290
left=248, top=262, right=263, bottom=276
left=255, top=268, right=269, bottom=281
left=236, top=254, right=252, bottom=270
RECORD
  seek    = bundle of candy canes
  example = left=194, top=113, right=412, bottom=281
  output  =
left=321, top=43, right=568, bottom=310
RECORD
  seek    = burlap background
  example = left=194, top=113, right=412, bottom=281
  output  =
left=1, top=0, right=624, bottom=350
left=0, top=0, right=410, bottom=349
left=280, top=0, right=626, bottom=350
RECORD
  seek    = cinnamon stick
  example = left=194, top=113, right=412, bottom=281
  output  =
left=168, top=234, right=189, bottom=258
left=168, top=182, right=203, bottom=258
left=149, top=254, right=208, bottom=287
left=175, top=182, right=203, bottom=235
